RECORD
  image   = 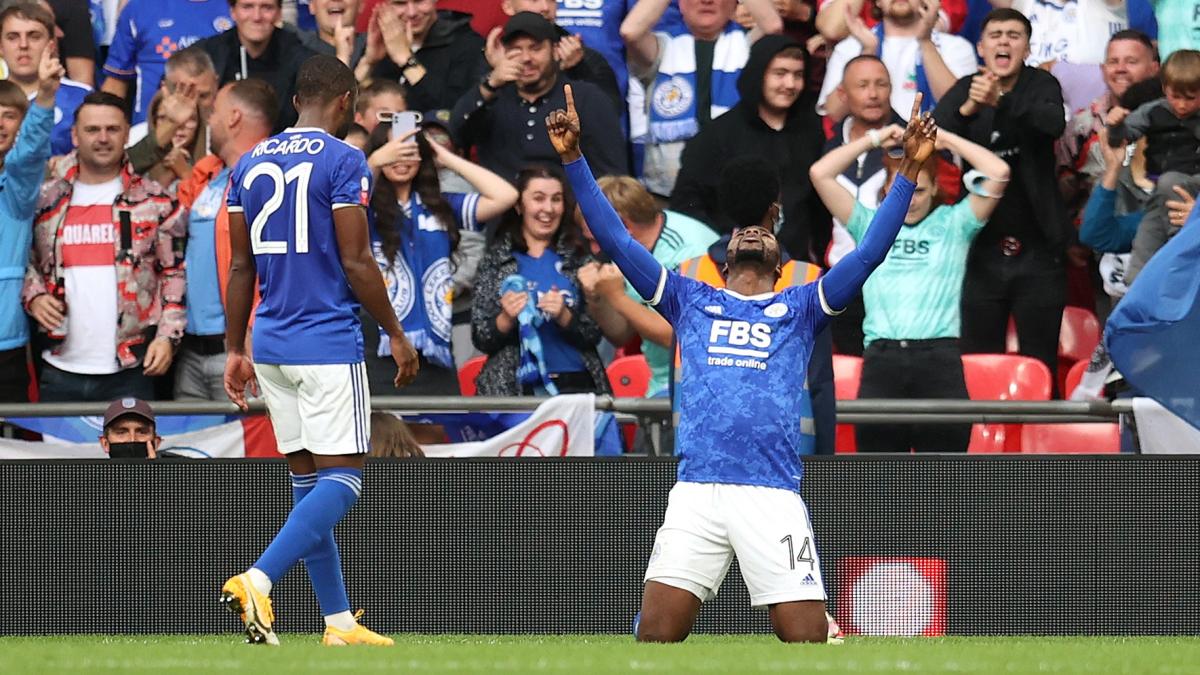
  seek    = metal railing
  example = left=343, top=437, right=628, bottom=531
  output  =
left=0, top=396, right=1130, bottom=422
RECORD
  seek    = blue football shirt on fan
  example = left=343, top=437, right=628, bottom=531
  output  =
left=40, top=80, right=91, bottom=156
left=102, top=0, right=232, bottom=124
left=227, top=127, right=372, bottom=365
left=513, top=249, right=586, bottom=374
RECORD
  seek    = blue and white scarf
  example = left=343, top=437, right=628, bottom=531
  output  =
left=373, top=193, right=475, bottom=369
left=500, top=274, right=558, bottom=396
left=648, top=22, right=749, bottom=143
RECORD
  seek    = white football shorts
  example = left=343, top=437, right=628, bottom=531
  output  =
left=254, top=361, right=371, bottom=455
left=644, top=481, right=827, bottom=607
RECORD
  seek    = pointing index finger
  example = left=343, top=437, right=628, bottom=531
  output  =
left=564, top=84, right=576, bottom=116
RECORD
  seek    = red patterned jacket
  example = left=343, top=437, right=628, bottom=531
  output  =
left=22, top=153, right=187, bottom=369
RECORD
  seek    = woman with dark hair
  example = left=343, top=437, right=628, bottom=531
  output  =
left=810, top=124, right=1010, bottom=452
left=364, top=126, right=517, bottom=395
left=471, top=167, right=611, bottom=396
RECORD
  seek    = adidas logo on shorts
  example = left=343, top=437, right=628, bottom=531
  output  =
left=801, top=573, right=817, bottom=585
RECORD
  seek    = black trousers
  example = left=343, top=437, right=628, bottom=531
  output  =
left=0, top=346, right=28, bottom=402
left=960, top=242, right=1065, bottom=394
left=856, top=338, right=971, bottom=453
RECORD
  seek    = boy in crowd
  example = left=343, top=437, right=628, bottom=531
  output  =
left=1106, top=49, right=1200, bottom=285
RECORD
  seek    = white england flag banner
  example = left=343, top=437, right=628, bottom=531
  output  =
left=420, top=394, right=596, bottom=457
left=0, top=395, right=598, bottom=459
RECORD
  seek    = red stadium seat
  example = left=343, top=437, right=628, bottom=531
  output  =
left=1063, top=359, right=1089, bottom=399
left=1057, top=307, right=1101, bottom=394
left=1020, top=423, right=1120, bottom=454
left=832, top=355, right=862, bottom=453
left=1058, top=307, right=1101, bottom=363
left=607, top=355, right=651, bottom=452
left=458, top=356, right=486, bottom=397
left=607, top=355, right=651, bottom=397
left=962, top=354, right=1052, bottom=453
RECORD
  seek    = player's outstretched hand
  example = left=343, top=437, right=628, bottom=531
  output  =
left=902, top=93, right=937, bottom=164
left=224, top=351, right=258, bottom=411
left=545, top=84, right=582, bottom=162
left=390, top=333, right=420, bottom=388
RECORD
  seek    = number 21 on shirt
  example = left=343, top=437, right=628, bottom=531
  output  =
left=243, top=161, right=314, bottom=255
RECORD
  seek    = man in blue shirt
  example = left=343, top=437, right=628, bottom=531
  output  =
left=0, top=2, right=89, bottom=156
left=548, top=85, right=934, bottom=642
left=0, top=46, right=60, bottom=402
left=100, top=0, right=231, bottom=125
left=221, top=54, right=418, bottom=647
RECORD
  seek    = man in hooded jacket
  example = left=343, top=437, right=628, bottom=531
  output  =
left=670, top=35, right=830, bottom=263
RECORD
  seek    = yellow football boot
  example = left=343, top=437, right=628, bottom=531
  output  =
left=322, top=610, right=394, bottom=646
left=220, top=572, right=279, bottom=646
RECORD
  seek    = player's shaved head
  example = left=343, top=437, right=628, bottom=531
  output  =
left=294, top=54, right=358, bottom=109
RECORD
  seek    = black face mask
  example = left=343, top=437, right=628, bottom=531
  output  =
left=108, top=441, right=152, bottom=459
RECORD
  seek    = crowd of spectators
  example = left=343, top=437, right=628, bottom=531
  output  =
left=0, top=0, right=1196, bottom=453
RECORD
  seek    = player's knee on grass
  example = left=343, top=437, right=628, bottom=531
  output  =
left=637, top=581, right=701, bottom=642
left=769, top=601, right=829, bottom=643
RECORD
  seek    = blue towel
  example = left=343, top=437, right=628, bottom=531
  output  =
left=500, top=275, right=559, bottom=396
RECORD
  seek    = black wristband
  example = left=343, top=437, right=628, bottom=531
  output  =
left=402, top=56, right=420, bottom=71
left=480, top=75, right=498, bottom=93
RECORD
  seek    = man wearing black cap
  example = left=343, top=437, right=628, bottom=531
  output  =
left=670, top=35, right=830, bottom=263
left=449, top=11, right=625, bottom=183
left=99, top=397, right=161, bottom=459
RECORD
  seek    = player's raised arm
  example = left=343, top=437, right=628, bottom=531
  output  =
left=820, top=93, right=935, bottom=315
left=546, top=85, right=666, bottom=303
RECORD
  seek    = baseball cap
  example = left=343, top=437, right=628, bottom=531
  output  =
left=420, top=109, right=453, bottom=133
left=103, top=398, right=156, bottom=429
left=501, top=12, right=568, bottom=44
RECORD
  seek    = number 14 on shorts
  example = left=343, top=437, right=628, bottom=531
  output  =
left=780, top=534, right=815, bottom=570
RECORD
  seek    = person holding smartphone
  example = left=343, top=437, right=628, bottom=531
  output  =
left=362, top=123, right=518, bottom=395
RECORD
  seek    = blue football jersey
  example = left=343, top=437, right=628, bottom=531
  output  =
left=36, top=79, right=90, bottom=156
left=656, top=273, right=828, bottom=492
left=103, top=0, right=232, bottom=124
left=227, top=128, right=372, bottom=365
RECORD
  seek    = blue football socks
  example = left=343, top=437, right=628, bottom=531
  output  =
left=254, top=468, right=362, bottom=597
left=289, top=472, right=351, bottom=616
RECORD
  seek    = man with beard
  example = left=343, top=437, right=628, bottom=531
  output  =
left=172, top=78, right=278, bottom=400
left=450, top=12, right=623, bottom=182
left=549, top=84, right=933, bottom=642
left=671, top=35, right=829, bottom=263
left=24, top=92, right=186, bottom=402
left=817, top=0, right=975, bottom=121
left=933, top=7, right=1069, bottom=391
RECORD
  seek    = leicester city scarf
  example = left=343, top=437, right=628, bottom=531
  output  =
left=648, top=23, right=748, bottom=143
left=500, top=274, right=558, bottom=396
left=376, top=195, right=453, bottom=369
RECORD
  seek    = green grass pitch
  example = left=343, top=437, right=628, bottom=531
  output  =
left=2, top=635, right=1198, bottom=674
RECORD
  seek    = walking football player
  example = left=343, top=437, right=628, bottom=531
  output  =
left=547, top=86, right=935, bottom=642
left=221, top=55, right=419, bottom=646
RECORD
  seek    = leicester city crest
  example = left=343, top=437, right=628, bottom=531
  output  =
left=422, top=258, right=453, bottom=340
left=379, top=244, right=416, bottom=321
left=652, top=76, right=693, bottom=119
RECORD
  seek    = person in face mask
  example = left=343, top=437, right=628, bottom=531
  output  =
left=99, top=397, right=160, bottom=459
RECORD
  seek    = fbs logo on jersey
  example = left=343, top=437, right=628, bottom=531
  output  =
left=359, top=176, right=369, bottom=206
left=705, top=320, right=772, bottom=372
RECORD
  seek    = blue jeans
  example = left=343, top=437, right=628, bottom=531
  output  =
left=39, top=363, right=155, bottom=402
